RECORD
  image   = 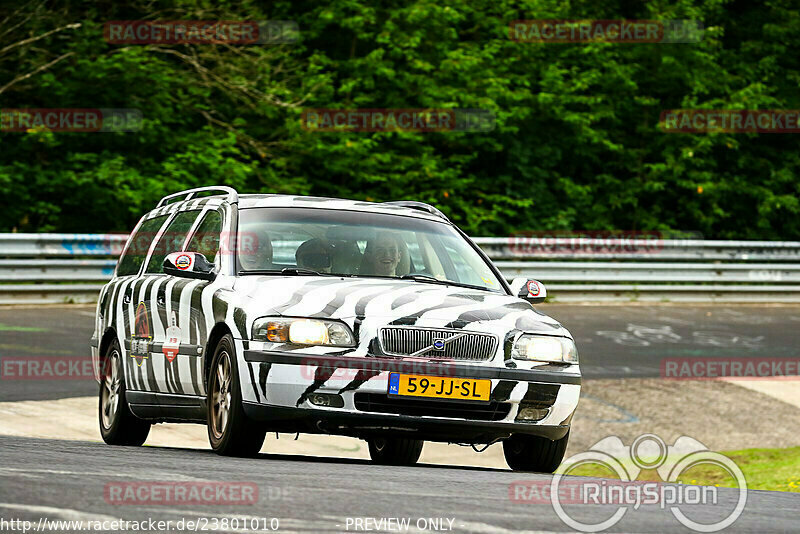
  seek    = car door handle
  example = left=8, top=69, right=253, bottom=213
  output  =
left=123, top=290, right=132, bottom=304
left=157, top=294, right=166, bottom=307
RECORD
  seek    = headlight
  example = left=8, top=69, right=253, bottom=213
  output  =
left=512, top=334, right=578, bottom=364
left=251, top=317, right=356, bottom=347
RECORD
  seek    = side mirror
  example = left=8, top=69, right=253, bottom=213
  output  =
left=509, top=277, right=547, bottom=304
left=163, top=252, right=216, bottom=281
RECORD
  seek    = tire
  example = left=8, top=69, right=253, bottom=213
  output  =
left=99, top=339, right=151, bottom=446
left=503, top=431, right=570, bottom=473
left=207, top=334, right=267, bottom=457
left=367, top=437, right=424, bottom=466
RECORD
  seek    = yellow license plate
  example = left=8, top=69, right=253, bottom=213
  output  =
left=388, top=373, right=491, bottom=401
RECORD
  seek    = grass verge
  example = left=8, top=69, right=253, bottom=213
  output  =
left=561, top=446, right=800, bottom=492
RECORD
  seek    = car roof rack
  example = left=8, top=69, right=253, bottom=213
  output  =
left=156, top=186, right=239, bottom=208
left=382, top=201, right=449, bottom=221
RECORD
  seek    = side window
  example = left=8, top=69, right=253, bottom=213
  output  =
left=117, top=215, right=170, bottom=276
left=185, top=210, right=223, bottom=262
left=145, top=211, right=201, bottom=274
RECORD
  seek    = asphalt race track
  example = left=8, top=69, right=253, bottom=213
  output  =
left=1, top=435, right=799, bottom=533
left=1, top=305, right=799, bottom=533
left=1, top=304, right=799, bottom=401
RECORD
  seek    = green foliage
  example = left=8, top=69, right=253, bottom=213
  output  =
left=0, top=0, right=798, bottom=238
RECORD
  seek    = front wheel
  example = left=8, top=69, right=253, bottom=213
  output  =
left=503, top=431, right=570, bottom=473
left=99, top=340, right=151, bottom=446
left=207, top=334, right=267, bottom=457
left=367, top=437, right=423, bottom=466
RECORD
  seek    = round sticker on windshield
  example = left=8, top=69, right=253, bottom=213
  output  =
left=526, top=280, right=540, bottom=297
left=175, top=254, right=192, bottom=270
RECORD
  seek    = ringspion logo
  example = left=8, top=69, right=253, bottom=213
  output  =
left=509, top=20, right=703, bottom=43
left=511, top=434, right=747, bottom=532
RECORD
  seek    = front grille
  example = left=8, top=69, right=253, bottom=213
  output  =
left=354, top=393, right=511, bottom=421
left=379, top=327, right=498, bottom=361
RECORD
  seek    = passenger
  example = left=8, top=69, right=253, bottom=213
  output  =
left=360, top=232, right=402, bottom=277
left=239, top=228, right=273, bottom=271
left=295, top=238, right=333, bottom=273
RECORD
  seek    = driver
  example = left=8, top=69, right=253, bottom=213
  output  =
left=239, top=228, right=273, bottom=271
left=295, top=238, right=333, bottom=273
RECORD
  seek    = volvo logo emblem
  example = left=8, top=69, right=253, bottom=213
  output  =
left=407, top=332, right=469, bottom=358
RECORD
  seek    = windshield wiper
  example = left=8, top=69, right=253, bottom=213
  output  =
left=240, top=268, right=336, bottom=276
left=240, top=268, right=357, bottom=277
left=399, top=274, right=493, bottom=292
left=282, top=267, right=323, bottom=275
left=400, top=273, right=446, bottom=284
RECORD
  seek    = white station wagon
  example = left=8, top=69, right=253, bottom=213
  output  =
left=91, top=187, right=581, bottom=471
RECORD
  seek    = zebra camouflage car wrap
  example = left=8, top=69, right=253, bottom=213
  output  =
left=91, top=192, right=580, bottom=434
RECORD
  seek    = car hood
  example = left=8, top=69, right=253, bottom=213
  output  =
left=235, top=276, right=570, bottom=337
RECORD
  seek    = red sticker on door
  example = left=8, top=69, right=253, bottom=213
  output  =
left=162, top=312, right=181, bottom=362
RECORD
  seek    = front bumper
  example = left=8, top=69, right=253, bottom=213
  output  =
left=237, top=348, right=581, bottom=443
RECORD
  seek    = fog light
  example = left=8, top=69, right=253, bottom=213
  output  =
left=308, top=393, right=344, bottom=408
left=516, top=407, right=549, bottom=422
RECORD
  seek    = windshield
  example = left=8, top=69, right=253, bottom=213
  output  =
left=236, top=207, right=504, bottom=292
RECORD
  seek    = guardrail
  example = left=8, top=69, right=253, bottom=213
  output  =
left=0, top=233, right=128, bottom=257
left=1, top=234, right=800, bottom=304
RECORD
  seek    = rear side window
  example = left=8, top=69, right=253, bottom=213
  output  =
left=145, top=210, right=201, bottom=274
left=116, top=215, right=169, bottom=276
left=185, top=210, right=223, bottom=262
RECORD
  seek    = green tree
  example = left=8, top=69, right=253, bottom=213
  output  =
left=0, top=0, right=798, bottom=239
